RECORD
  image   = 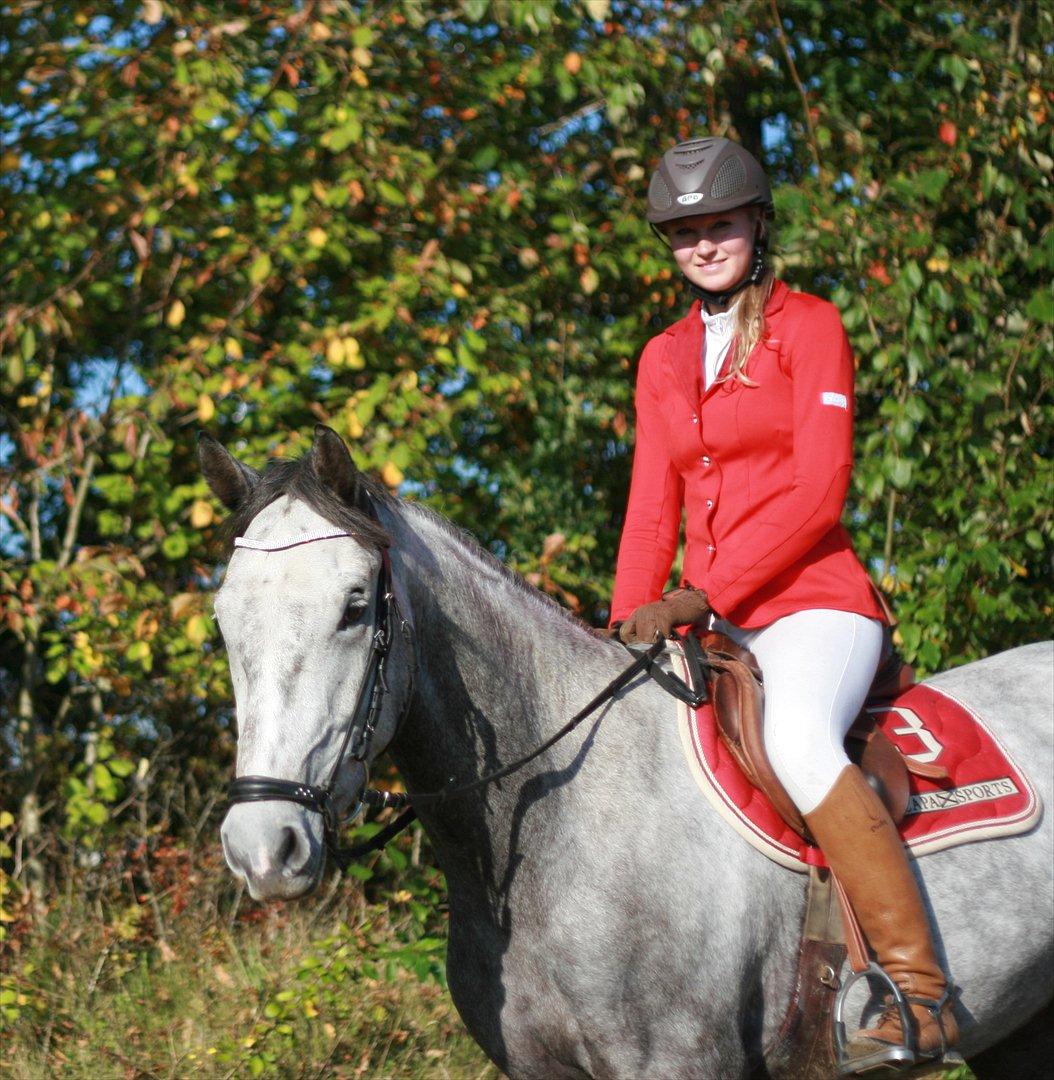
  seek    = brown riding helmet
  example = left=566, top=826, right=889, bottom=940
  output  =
left=646, top=137, right=774, bottom=225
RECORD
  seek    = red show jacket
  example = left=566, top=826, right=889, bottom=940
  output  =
left=610, top=280, right=887, bottom=629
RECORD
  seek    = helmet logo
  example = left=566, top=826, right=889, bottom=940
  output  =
left=677, top=193, right=704, bottom=206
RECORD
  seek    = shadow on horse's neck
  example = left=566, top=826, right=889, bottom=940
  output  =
left=382, top=502, right=629, bottom=884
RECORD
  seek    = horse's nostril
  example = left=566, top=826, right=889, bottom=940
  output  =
left=276, top=825, right=300, bottom=869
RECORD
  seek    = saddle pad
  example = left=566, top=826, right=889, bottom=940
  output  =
left=674, top=650, right=1042, bottom=872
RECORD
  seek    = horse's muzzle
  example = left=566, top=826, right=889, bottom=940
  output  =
left=221, top=800, right=325, bottom=900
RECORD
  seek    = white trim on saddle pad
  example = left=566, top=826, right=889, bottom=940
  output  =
left=670, top=643, right=1044, bottom=872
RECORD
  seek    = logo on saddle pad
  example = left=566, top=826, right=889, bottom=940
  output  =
left=867, top=705, right=944, bottom=764
left=907, top=777, right=1021, bottom=816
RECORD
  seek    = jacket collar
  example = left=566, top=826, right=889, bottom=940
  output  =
left=662, top=280, right=789, bottom=410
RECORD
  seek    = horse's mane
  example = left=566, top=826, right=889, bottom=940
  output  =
left=222, top=455, right=393, bottom=552
left=222, top=449, right=603, bottom=638
left=401, top=500, right=603, bottom=638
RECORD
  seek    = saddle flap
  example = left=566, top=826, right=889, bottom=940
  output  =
left=704, top=635, right=912, bottom=840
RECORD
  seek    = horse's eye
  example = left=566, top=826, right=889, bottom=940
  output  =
left=337, top=598, right=368, bottom=632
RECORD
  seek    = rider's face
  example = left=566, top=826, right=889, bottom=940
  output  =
left=666, top=208, right=758, bottom=300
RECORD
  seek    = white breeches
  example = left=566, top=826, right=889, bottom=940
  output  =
left=713, top=609, right=885, bottom=815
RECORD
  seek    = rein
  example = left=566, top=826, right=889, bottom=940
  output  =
left=225, top=516, right=709, bottom=871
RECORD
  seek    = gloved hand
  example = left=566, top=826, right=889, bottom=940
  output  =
left=617, top=587, right=712, bottom=644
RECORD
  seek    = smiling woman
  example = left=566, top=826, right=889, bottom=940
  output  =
left=609, top=135, right=959, bottom=1071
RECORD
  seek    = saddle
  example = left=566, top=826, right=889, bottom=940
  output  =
left=700, top=631, right=949, bottom=841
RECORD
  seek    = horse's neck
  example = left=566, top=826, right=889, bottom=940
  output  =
left=390, top=505, right=612, bottom=768
left=384, top=506, right=641, bottom=863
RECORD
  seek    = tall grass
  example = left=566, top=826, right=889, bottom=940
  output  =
left=1, top=826, right=498, bottom=1078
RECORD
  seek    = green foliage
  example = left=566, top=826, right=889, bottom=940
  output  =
left=0, top=8, right=1050, bottom=1068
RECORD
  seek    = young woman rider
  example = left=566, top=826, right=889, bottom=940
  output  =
left=609, top=136, right=958, bottom=1071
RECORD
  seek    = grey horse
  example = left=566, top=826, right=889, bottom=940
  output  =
left=202, top=429, right=1053, bottom=1079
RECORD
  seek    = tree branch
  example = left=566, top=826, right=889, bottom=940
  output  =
left=57, top=450, right=97, bottom=570
left=768, top=0, right=822, bottom=179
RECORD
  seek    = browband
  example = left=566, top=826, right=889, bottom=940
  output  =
left=234, top=531, right=352, bottom=551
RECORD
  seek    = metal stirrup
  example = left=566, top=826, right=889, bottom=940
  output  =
left=833, top=963, right=916, bottom=1076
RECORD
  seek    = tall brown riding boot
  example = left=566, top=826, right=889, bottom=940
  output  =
left=804, top=765, right=958, bottom=1070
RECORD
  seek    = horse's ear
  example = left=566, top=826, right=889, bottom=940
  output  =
left=311, top=425, right=364, bottom=508
left=198, top=433, right=260, bottom=511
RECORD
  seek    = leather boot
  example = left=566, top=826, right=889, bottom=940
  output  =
left=804, top=765, right=958, bottom=1070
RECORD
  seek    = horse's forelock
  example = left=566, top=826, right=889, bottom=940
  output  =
left=221, top=455, right=392, bottom=551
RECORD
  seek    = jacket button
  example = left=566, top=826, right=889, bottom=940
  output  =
left=702, top=455, right=711, bottom=466
left=706, top=499, right=714, bottom=509
left=691, top=416, right=698, bottom=424
left=707, top=544, right=716, bottom=554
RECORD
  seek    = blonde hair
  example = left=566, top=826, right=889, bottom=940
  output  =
left=716, top=268, right=776, bottom=386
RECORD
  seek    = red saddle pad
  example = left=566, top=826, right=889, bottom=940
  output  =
left=677, top=661, right=1042, bottom=871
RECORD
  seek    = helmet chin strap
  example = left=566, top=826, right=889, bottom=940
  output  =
left=686, top=242, right=767, bottom=310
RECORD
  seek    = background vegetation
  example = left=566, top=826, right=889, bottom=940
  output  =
left=2, top=0, right=1050, bottom=1075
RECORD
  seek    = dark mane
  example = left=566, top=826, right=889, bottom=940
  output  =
left=223, top=454, right=393, bottom=551
left=403, top=501, right=603, bottom=636
left=221, top=450, right=602, bottom=635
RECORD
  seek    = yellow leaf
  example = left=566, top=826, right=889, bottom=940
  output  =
left=224, top=336, right=243, bottom=359
left=345, top=408, right=364, bottom=439
left=1008, top=558, right=1028, bottom=578
left=307, top=227, right=328, bottom=248
left=451, top=282, right=468, bottom=299
left=303, top=1000, right=319, bottom=1018
left=186, top=615, right=209, bottom=646
left=351, top=46, right=373, bottom=67
left=583, top=0, right=611, bottom=19
left=343, top=336, right=361, bottom=357
left=351, top=68, right=369, bottom=88
left=141, top=0, right=164, bottom=25
left=0, top=811, right=14, bottom=830
left=196, top=394, right=215, bottom=422
left=580, top=267, right=599, bottom=295
left=166, top=299, right=186, bottom=328
left=170, top=592, right=197, bottom=619
left=326, top=337, right=346, bottom=365
left=381, top=461, right=404, bottom=488
left=190, top=499, right=214, bottom=528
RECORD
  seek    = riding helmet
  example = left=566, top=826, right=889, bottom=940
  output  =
left=646, top=136, right=774, bottom=225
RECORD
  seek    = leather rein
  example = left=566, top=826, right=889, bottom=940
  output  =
left=226, top=518, right=710, bottom=872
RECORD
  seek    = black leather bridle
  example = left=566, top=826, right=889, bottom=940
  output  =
left=227, top=547, right=416, bottom=869
left=225, top=519, right=711, bottom=872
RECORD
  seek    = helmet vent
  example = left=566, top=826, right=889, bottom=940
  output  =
left=710, top=156, right=746, bottom=200
left=649, top=173, right=673, bottom=211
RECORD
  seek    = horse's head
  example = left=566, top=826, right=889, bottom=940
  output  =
left=199, top=427, right=413, bottom=900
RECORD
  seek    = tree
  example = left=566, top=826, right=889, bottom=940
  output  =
left=2, top=0, right=1050, bottom=852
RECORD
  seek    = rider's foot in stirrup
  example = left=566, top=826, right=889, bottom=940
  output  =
left=844, top=991, right=959, bottom=1074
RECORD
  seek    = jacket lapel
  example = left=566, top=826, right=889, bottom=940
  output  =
left=663, top=300, right=704, bottom=414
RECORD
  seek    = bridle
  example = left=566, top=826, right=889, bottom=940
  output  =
left=224, top=517, right=709, bottom=872
left=227, top=539, right=416, bottom=870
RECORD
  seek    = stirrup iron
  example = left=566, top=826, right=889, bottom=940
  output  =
left=833, top=962, right=916, bottom=1075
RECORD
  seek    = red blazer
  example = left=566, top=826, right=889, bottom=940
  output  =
left=611, top=280, right=887, bottom=629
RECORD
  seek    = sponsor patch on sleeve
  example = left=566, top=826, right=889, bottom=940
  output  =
left=821, top=391, right=848, bottom=409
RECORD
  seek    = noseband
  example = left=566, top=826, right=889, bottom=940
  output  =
left=227, top=533, right=415, bottom=868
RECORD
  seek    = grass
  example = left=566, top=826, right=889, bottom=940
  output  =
left=1, top=836, right=499, bottom=1079
left=0, top=828, right=993, bottom=1079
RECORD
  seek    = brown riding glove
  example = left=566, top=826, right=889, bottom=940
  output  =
left=617, top=586, right=712, bottom=644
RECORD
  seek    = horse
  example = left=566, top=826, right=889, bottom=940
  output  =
left=200, top=427, right=1053, bottom=1079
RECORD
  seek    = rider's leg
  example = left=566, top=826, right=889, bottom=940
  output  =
left=716, top=609, right=958, bottom=1064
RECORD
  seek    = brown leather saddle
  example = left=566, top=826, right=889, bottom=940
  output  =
left=699, top=630, right=949, bottom=843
